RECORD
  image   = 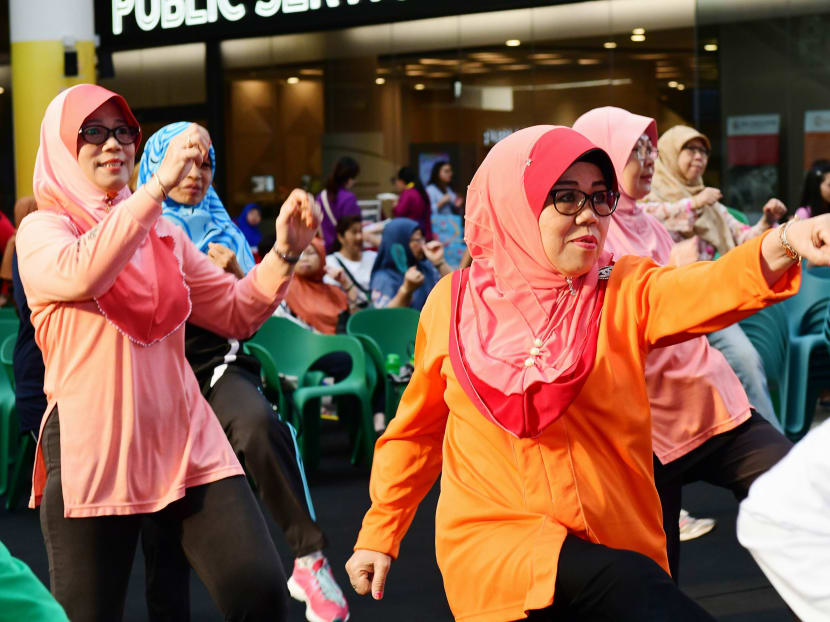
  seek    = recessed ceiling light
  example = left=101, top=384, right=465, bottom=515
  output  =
left=414, top=83, right=426, bottom=91
left=676, top=83, right=686, bottom=91
left=286, top=77, right=299, bottom=84
left=375, top=77, right=386, bottom=85
left=630, top=34, right=646, bottom=42
left=704, top=43, right=718, bottom=52
left=506, top=39, right=521, bottom=47
left=603, top=41, right=617, bottom=49
left=668, top=80, right=678, bottom=88
left=632, top=27, right=645, bottom=35
left=0, top=87, right=5, bottom=95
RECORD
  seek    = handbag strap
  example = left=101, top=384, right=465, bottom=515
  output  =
left=319, top=190, right=338, bottom=228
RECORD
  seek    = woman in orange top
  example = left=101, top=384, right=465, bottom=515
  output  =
left=345, top=126, right=829, bottom=621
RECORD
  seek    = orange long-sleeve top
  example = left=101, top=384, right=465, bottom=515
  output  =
left=355, top=233, right=799, bottom=622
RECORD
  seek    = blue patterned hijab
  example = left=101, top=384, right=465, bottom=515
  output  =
left=138, top=122, right=256, bottom=274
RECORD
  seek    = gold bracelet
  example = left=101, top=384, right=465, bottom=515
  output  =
left=778, top=219, right=800, bottom=263
left=152, top=173, right=168, bottom=201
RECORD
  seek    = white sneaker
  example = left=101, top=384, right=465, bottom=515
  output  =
left=678, top=508, right=716, bottom=542
left=373, top=412, right=387, bottom=433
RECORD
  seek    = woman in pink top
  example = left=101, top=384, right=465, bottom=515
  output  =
left=15, top=84, right=320, bottom=621
left=574, top=107, right=792, bottom=581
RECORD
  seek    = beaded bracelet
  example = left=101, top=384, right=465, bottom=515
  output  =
left=273, top=245, right=301, bottom=264
left=778, top=219, right=800, bottom=263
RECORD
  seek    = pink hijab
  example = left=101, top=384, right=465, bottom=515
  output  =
left=573, top=106, right=672, bottom=263
left=452, top=126, right=616, bottom=438
left=34, top=84, right=190, bottom=346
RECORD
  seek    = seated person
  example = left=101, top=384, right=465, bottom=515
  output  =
left=324, top=215, right=376, bottom=308
left=370, top=218, right=451, bottom=311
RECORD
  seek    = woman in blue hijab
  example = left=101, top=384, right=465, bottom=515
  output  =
left=370, top=217, right=452, bottom=310
left=138, top=123, right=350, bottom=622
left=236, top=203, right=264, bottom=251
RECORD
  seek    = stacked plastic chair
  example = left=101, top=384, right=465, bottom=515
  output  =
left=740, top=261, right=830, bottom=439
left=246, top=316, right=376, bottom=471
left=346, top=307, right=420, bottom=424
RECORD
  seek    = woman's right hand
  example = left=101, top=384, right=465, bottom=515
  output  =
left=692, top=187, right=722, bottom=210
left=401, top=266, right=425, bottom=293
left=155, top=123, right=211, bottom=193
left=345, top=549, right=392, bottom=600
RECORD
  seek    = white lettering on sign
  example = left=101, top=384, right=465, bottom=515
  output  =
left=114, top=0, right=404, bottom=34
left=162, top=0, right=186, bottom=29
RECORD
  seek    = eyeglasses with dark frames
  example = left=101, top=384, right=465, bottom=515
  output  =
left=78, top=125, right=140, bottom=146
left=681, top=145, right=710, bottom=158
left=547, top=189, right=619, bottom=217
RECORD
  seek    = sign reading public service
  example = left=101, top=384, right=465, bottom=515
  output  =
left=100, top=0, right=562, bottom=49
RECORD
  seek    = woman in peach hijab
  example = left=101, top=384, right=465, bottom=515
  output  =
left=345, top=125, right=828, bottom=620
left=574, top=106, right=792, bottom=582
left=15, top=84, right=319, bottom=621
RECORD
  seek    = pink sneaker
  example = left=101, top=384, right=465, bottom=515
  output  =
left=287, top=556, right=350, bottom=622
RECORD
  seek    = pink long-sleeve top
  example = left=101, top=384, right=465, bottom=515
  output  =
left=17, top=191, right=290, bottom=517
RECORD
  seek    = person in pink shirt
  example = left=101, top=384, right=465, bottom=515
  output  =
left=15, top=84, right=320, bottom=622
left=573, top=107, right=792, bottom=581
left=392, top=166, right=432, bottom=241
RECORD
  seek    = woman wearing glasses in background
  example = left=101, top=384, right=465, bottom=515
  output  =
left=15, top=84, right=319, bottom=622
left=574, top=107, right=792, bottom=584
left=345, top=125, right=828, bottom=621
left=643, top=125, right=787, bottom=434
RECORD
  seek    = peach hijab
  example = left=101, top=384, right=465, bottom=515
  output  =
left=573, top=106, right=672, bottom=263
left=452, top=126, right=616, bottom=438
left=284, top=237, right=348, bottom=334
left=33, top=84, right=190, bottom=346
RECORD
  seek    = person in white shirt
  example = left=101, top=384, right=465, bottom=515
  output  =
left=737, top=419, right=830, bottom=622
left=324, top=215, right=376, bottom=307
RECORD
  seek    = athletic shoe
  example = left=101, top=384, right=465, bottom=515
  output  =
left=288, top=556, right=350, bottom=622
left=678, top=508, right=716, bottom=542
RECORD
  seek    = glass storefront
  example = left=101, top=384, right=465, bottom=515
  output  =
left=5, top=0, right=830, bottom=221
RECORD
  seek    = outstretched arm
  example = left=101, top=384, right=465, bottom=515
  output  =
left=347, top=280, right=451, bottom=600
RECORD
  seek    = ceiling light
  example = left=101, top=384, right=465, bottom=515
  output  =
left=632, top=27, right=645, bottom=35
left=414, top=83, right=425, bottom=91
left=704, top=43, right=718, bottom=52
left=299, top=68, right=323, bottom=76
left=535, top=58, right=572, bottom=65
left=0, top=87, right=5, bottom=95
left=630, top=34, right=646, bottom=42
left=286, top=76, right=299, bottom=84
left=375, top=77, right=386, bottom=85
left=603, top=41, right=617, bottom=49
left=505, top=39, right=521, bottom=47
left=578, top=58, right=601, bottom=65
left=676, top=83, right=686, bottom=91
left=668, top=80, right=678, bottom=88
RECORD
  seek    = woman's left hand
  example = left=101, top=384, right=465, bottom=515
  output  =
left=762, top=198, right=787, bottom=226
left=207, top=242, right=245, bottom=279
left=786, top=214, right=830, bottom=266
left=275, top=189, right=321, bottom=259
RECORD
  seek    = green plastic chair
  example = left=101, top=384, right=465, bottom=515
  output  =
left=0, top=322, right=18, bottom=498
left=346, top=308, right=420, bottom=422
left=777, top=262, right=830, bottom=438
left=248, top=317, right=376, bottom=470
left=0, top=332, right=32, bottom=510
left=740, top=303, right=790, bottom=427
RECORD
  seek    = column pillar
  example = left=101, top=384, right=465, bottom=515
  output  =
left=10, top=0, right=96, bottom=199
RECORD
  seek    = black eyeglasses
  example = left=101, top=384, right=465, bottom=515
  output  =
left=682, top=145, right=709, bottom=158
left=78, top=125, right=140, bottom=146
left=548, top=189, right=619, bottom=217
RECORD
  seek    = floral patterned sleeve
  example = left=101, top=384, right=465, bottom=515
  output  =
left=638, top=198, right=696, bottom=242
left=717, top=203, right=769, bottom=245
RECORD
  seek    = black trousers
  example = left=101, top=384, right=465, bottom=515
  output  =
left=652, top=411, right=792, bottom=581
left=39, top=410, right=288, bottom=622
left=142, top=364, right=326, bottom=621
left=522, top=535, right=715, bottom=621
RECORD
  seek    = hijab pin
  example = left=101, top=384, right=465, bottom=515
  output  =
left=565, top=277, right=577, bottom=296
left=526, top=158, right=532, bottom=167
